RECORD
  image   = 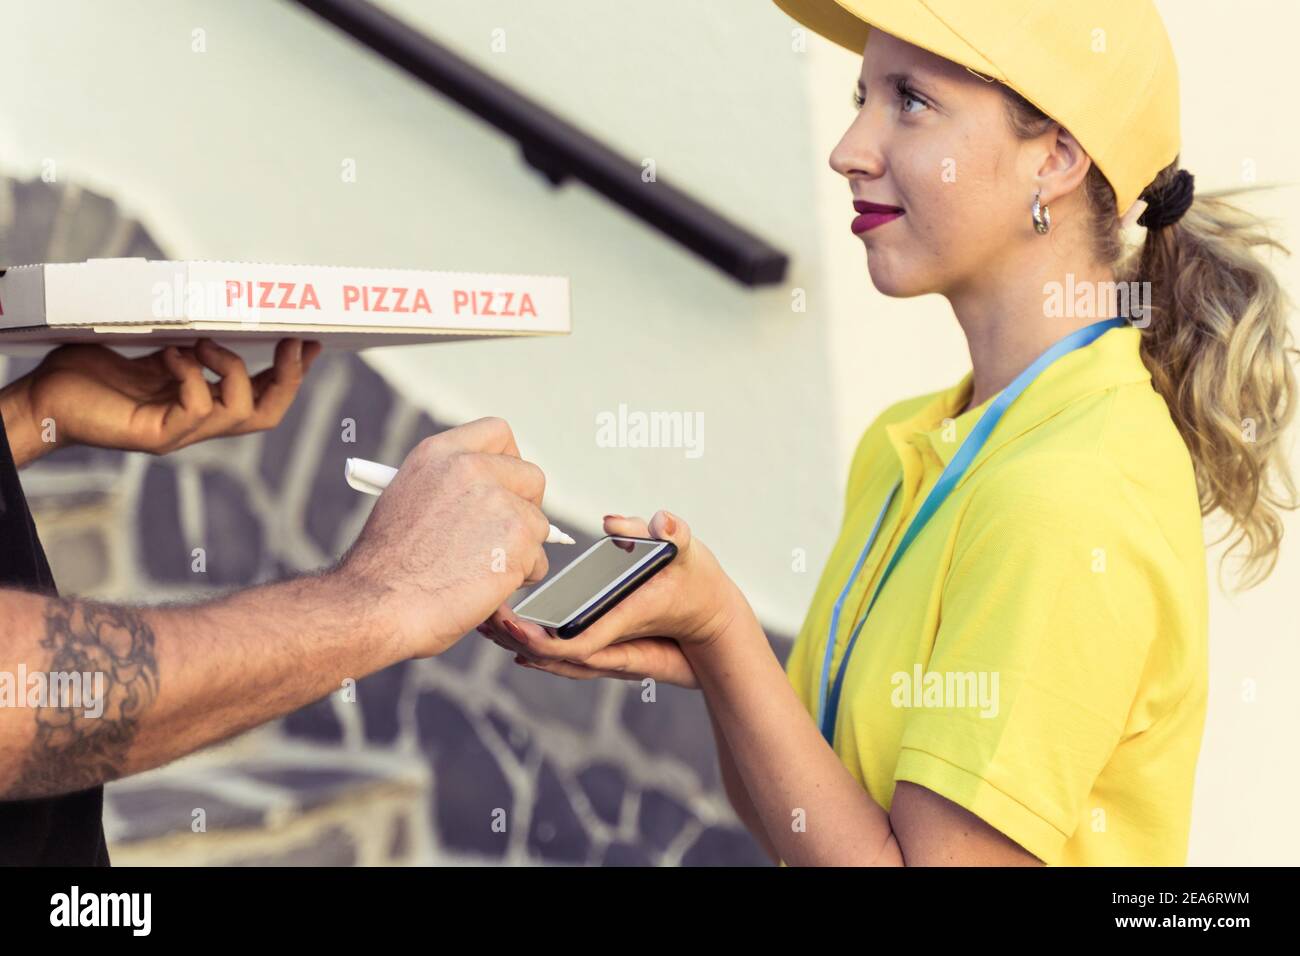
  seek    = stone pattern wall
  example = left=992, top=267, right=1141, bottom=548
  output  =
left=1, top=175, right=784, bottom=865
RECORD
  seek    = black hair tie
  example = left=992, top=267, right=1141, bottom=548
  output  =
left=1137, top=169, right=1195, bottom=230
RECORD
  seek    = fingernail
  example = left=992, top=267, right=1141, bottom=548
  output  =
left=603, top=514, right=623, bottom=521
left=503, top=620, right=527, bottom=643
left=663, top=512, right=677, bottom=535
left=292, top=339, right=304, bottom=362
left=476, top=625, right=491, bottom=636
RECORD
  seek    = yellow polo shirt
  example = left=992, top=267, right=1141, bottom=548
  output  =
left=786, top=324, right=1209, bottom=865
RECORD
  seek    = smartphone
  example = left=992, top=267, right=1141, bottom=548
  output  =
left=511, top=535, right=677, bottom=639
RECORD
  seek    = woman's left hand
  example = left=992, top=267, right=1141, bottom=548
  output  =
left=484, top=511, right=746, bottom=666
left=505, top=636, right=700, bottom=689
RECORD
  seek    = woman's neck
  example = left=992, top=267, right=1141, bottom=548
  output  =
left=948, top=262, right=1119, bottom=412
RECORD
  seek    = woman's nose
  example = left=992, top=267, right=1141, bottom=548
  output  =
left=829, top=111, right=887, bottom=182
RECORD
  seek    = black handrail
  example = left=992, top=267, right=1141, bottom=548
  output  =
left=288, top=0, right=789, bottom=286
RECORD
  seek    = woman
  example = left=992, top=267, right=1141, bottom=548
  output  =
left=481, top=0, right=1297, bottom=865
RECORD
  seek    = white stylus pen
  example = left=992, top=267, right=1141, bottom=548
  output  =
left=344, top=457, right=576, bottom=545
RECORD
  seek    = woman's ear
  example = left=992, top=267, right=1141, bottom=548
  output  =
left=1035, top=125, right=1093, bottom=206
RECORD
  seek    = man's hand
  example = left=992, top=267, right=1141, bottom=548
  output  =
left=1, top=337, right=321, bottom=465
left=334, top=417, right=553, bottom=660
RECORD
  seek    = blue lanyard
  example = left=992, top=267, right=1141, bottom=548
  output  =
left=816, top=317, right=1127, bottom=745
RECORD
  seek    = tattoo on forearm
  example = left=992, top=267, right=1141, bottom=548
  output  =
left=7, top=599, right=160, bottom=799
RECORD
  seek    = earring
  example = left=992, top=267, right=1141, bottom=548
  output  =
left=1032, top=190, right=1051, bottom=235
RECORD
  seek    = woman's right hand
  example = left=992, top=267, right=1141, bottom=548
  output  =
left=477, top=513, right=705, bottom=688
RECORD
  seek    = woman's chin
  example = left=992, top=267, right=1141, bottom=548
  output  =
left=864, top=257, right=929, bottom=298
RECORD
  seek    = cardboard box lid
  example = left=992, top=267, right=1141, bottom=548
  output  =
left=0, top=258, right=571, bottom=355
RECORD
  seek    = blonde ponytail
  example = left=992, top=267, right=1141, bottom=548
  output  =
left=1128, top=172, right=1300, bottom=592
left=1002, top=88, right=1300, bottom=592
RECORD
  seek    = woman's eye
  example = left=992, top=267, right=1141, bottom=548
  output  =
left=853, top=85, right=929, bottom=114
left=897, top=83, right=929, bottom=114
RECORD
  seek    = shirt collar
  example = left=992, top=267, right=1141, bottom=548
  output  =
left=884, top=324, right=1152, bottom=475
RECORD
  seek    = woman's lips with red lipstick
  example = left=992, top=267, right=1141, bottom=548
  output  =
left=852, top=200, right=905, bottom=234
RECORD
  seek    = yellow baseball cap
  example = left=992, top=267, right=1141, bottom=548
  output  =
left=772, top=0, right=1181, bottom=220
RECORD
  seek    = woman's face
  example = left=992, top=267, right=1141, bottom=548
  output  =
left=830, top=30, right=1038, bottom=299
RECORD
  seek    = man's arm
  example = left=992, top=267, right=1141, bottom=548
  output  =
left=0, top=566, right=395, bottom=801
left=0, top=416, right=554, bottom=802
left=0, top=373, right=54, bottom=467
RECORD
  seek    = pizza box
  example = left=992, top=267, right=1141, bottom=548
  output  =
left=0, top=258, right=571, bottom=360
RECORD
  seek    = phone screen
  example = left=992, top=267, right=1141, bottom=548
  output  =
left=513, top=536, right=665, bottom=627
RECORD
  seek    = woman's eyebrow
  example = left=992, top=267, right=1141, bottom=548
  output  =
left=857, top=70, right=938, bottom=91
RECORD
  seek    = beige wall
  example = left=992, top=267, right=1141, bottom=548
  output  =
left=0, top=0, right=1295, bottom=864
